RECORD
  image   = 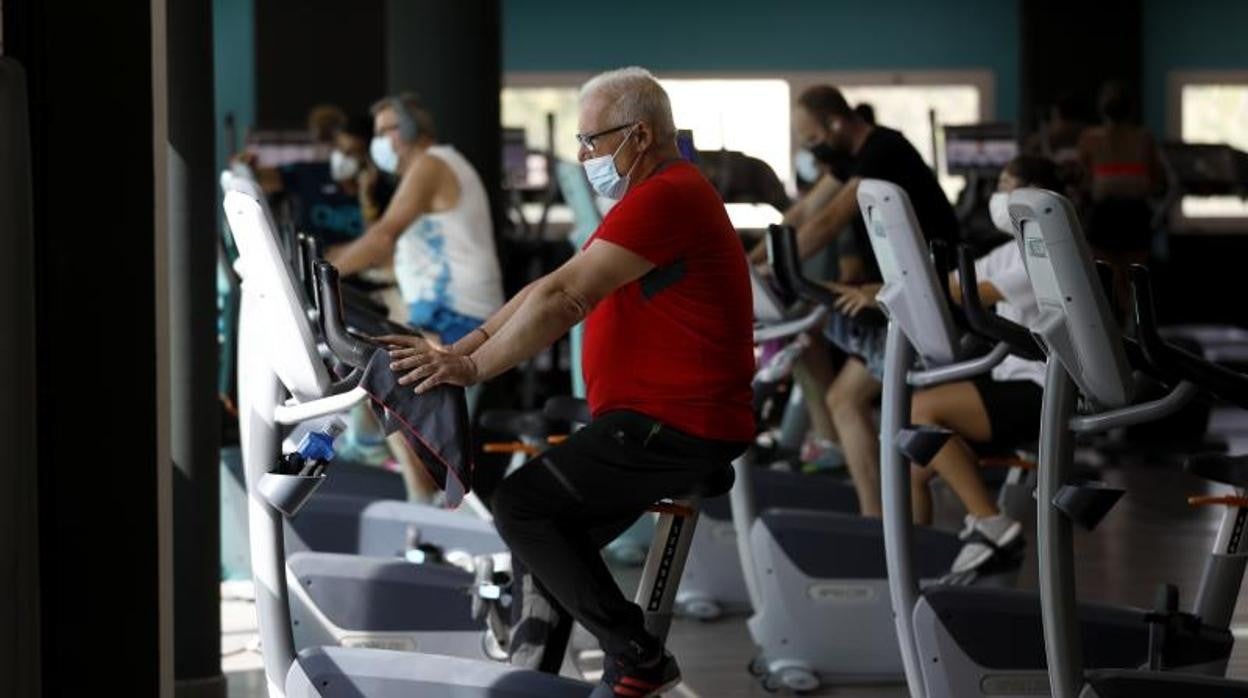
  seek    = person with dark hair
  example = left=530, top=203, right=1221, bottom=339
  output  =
left=907, top=154, right=1056, bottom=574
left=1077, top=80, right=1164, bottom=323
left=330, top=114, right=395, bottom=226
left=1023, top=93, right=1087, bottom=172
left=751, top=83, right=960, bottom=517
left=234, top=105, right=385, bottom=246
left=327, top=92, right=504, bottom=346
left=854, top=102, right=876, bottom=126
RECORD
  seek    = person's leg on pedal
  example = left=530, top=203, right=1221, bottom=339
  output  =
left=910, top=381, right=1022, bottom=573
left=491, top=410, right=743, bottom=694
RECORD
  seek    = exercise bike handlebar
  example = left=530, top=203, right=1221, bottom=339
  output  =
left=298, top=233, right=322, bottom=311
left=315, top=261, right=380, bottom=370
left=955, top=244, right=1047, bottom=362
left=766, top=224, right=887, bottom=324
left=767, top=224, right=839, bottom=308
left=1130, top=265, right=1248, bottom=409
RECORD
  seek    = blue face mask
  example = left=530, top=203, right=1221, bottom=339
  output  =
left=582, top=124, right=641, bottom=200
left=794, top=149, right=820, bottom=183
left=370, top=136, right=399, bottom=175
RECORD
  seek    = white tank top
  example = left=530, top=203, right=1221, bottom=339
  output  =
left=393, top=145, right=504, bottom=321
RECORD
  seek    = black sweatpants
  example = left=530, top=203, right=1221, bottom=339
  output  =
left=490, top=410, right=746, bottom=660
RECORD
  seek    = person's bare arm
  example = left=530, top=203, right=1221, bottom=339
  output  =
left=392, top=240, right=655, bottom=392
left=793, top=177, right=862, bottom=260
left=748, top=175, right=856, bottom=265
left=326, top=155, right=444, bottom=276
left=466, top=241, right=652, bottom=382
left=947, top=275, right=1005, bottom=307
left=379, top=280, right=539, bottom=365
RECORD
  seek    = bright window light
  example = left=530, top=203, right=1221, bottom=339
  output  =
left=1180, top=83, right=1248, bottom=219
left=661, top=79, right=792, bottom=185
left=501, top=86, right=582, bottom=163
left=504, top=80, right=793, bottom=190
left=840, top=85, right=981, bottom=202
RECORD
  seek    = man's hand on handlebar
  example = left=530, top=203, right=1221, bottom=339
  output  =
left=825, top=282, right=880, bottom=317
left=385, top=340, right=480, bottom=394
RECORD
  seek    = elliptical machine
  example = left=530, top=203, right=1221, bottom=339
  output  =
left=225, top=174, right=733, bottom=697
left=727, top=221, right=1027, bottom=693
left=1009, top=188, right=1248, bottom=698
left=867, top=180, right=1231, bottom=698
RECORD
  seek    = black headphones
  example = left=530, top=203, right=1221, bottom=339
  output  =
left=387, top=94, right=421, bottom=142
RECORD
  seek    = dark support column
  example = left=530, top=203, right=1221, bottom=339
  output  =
left=254, top=0, right=386, bottom=129
left=0, top=56, right=42, bottom=698
left=4, top=0, right=164, bottom=693
left=168, top=0, right=225, bottom=695
left=1020, top=0, right=1142, bottom=132
left=386, top=0, right=503, bottom=224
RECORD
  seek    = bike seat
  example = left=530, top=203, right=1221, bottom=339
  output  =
left=478, top=409, right=553, bottom=439
left=542, top=396, right=592, bottom=425
left=675, top=463, right=736, bottom=500
left=1186, top=453, right=1248, bottom=488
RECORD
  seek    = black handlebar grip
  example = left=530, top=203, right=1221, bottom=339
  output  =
left=314, top=261, right=378, bottom=369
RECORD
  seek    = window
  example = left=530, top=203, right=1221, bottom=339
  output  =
left=500, top=85, right=582, bottom=164
left=1177, top=80, right=1248, bottom=221
left=503, top=79, right=792, bottom=182
left=504, top=71, right=992, bottom=210
left=662, top=79, right=792, bottom=184
left=838, top=84, right=982, bottom=202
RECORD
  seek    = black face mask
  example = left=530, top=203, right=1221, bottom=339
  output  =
left=810, top=141, right=853, bottom=181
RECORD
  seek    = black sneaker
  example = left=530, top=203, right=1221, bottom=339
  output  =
left=589, top=650, right=681, bottom=697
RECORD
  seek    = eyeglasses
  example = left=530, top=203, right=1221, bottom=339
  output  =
left=575, top=123, right=635, bottom=152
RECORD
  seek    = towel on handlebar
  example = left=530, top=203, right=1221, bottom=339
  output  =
left=357, top=349, right=472, bottom=507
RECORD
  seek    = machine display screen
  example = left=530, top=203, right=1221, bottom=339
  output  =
left=944, top=123, right=1018, bottom=176
left=677, top=129, right=698, bottom=163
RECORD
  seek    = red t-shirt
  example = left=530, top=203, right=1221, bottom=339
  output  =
left=582, top=161, right=755, bottom=442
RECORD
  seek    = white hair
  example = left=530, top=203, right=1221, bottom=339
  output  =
left=580, top=67, right=676, bottom=140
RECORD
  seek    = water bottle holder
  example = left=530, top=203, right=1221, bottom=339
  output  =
left=258, top=471, right=326, bottom=518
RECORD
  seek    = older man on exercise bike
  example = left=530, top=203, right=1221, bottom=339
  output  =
left=379, top=67, right=755, bottom=698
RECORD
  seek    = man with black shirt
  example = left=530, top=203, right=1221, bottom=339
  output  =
left=752, top=84, right=959, bottom=516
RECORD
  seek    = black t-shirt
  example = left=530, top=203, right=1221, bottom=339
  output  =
left=278, top=162, right=366, bottom=246
left=847, top=127, right=959, bottom=281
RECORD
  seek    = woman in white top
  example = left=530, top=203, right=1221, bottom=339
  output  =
left=909, top=156, right=1062, bottom=575
left=328, top=93, right=504, bottom=344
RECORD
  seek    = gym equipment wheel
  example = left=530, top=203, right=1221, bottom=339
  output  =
left=677, top=597, right=723, bottom=621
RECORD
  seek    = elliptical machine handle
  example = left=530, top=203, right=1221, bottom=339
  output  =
left=1130, top=264, right=1248, bottom=408
left=955, top=244, right=1046, bottom=362
left=314, top=261, right=379, bottom=369
left=766, top=224, right=887, bottom=326
left=766, top=224, right=839, bottom=308
left=298, top=233, right=322, bottom=311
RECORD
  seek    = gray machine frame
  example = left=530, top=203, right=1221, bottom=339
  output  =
left=226, top=179, right=709, bottom=696
left=721, top=212, right=1017, bottom=693
left=1013, top=188, right=1248, bottom=698
left=872, top=181, right=1247, bottom=698
left=858, top=179, right=1022, bottom=697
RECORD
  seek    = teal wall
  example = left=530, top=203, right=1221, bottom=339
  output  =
left=503, top=0, right=1021, bottom=121
left=1142, top=0, right=1248, bottom=136
left=212, top=0, right=255, bottom=172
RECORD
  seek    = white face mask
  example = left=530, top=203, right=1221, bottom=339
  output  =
left=989, top=191, right=1014, bottom=234
left=329, top=150, right=361, bottom=181
left=582, top=124, right=641, bottom=200
left=370, top=136, right=399, bottom=174
left=794, top=149, right=820, bottom=183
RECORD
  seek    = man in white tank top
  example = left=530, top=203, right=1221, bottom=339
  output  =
left=327, top=93, right=504, bottom=344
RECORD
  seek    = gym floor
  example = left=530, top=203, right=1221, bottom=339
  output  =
left=223, top=407, right=1248, bottom=697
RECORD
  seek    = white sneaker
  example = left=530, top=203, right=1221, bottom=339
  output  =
left=951, top=514, right=1022, bottom=574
